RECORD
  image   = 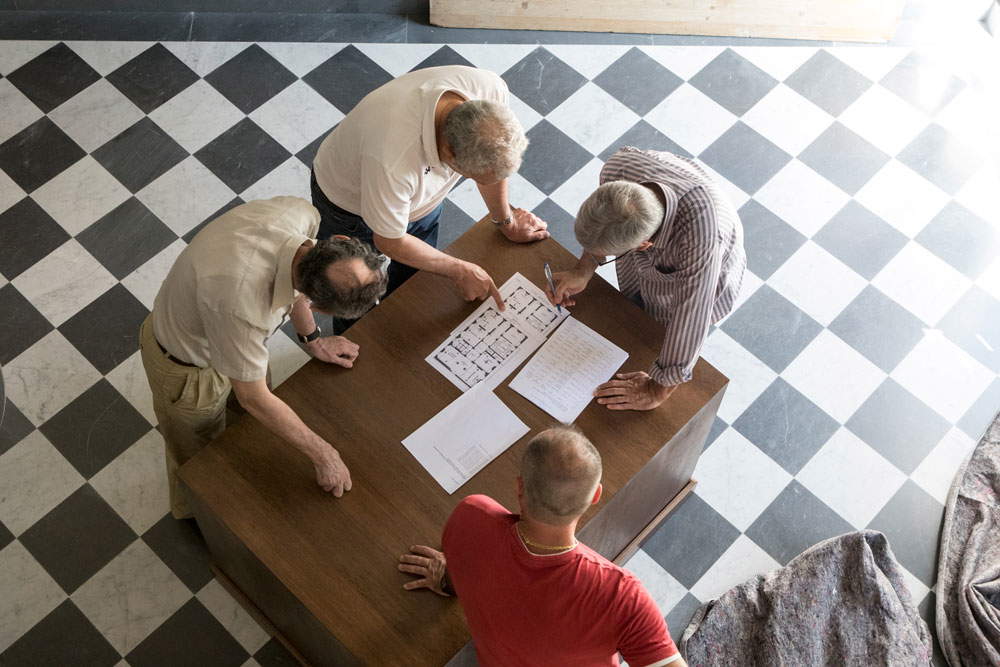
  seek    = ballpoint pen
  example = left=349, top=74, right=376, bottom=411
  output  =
left=543, top=262, right=562, bottom=314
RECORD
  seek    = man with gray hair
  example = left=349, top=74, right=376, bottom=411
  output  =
left=312, top=65, right=549, bottom=312
left=398, top=426, right=685, bottom=666
left=548, top=147, right=746, bottom=411
left=141, top=196, right=388, bottom=518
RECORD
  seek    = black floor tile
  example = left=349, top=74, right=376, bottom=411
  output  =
left=916, top=201, right=996, bottom=279
left=746, top=480, right=854, bottom=565
left=194, top=118, right=291, bottom=194
left=689, top=48, right=778, bottom=116
left=665, top=592, right=702, bottom=640
left=106, top=43, right=199, bottom=113
left=814, top=200, right=907, bottom=280
left=519, top=120, right=592, bottom=195
left=182, top=196, right=245, bottom=244
left=142, top=515, right=214, bottom=592
left=0, top=396, right=36, bottom=456
left=0, top=599, right=120, bottom=666
left=19, top=485, right=137, bottom=594
left=6, top=42, right=101, bottom=113
left=699, top=121, right=790, bottom=195
left=829, top=286, right=926, bottom=373
left=785, top=49, right=872, bottom=117
left=919, top=591, right=948, bottom=667
left=76, top=198, right=178, bottom=280
left=126, top=598, right=249, bottom=667
left=302, top=44, right=394, bottom=115
left=92, top=118, right=188, bottom=193
left=295, top=127, right=334, bottom=169
left=0, top=284, right=54, bottom=367
left=0, top=197, right=70, bottom=280
left=640, top=493, right=740, bottom=588
left=438, top=198, right=476, bottom=251
left=737, top=199, right=806, bottom=280
left=958, top=378, right=1000, bottom=441
left=594, top=47, right=683, bottom=116
left=58, top=284, right=150, bottom=375
left=799, top=122, right=890, bottom=196
left=733, top=377, right=839, bottom=475
left=410, top=44, right=474, bottom=71
left=846, top=378, right=949, bottom=475
left=502, top=47, right=587, bottom=116
left=204, top=43, right=297, bottom=114
left=532, top=198, right=578, bottom=255
left=39, top=379, right=151, bottom=479
left=867, top=481, right=943, bottom=587
left=598, top=119, right=691, bottom=163
left=703, top=416, right=728, bottom=451
left=938, top=287, right=1000, bottom=374
left=254, top=637, right=299, bottom=667
left=0, top=519, right=12, bottom=551
left=897, top=123, right=981, bottom=196
left=719, top=285, right=822, bottom=373
left=0, top=117, right=86, bottom=193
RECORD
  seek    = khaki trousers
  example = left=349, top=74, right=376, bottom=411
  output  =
left=139, top=315, right=230, bottom=519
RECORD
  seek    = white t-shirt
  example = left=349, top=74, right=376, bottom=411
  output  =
left=312, top=65, right=509, bottom=239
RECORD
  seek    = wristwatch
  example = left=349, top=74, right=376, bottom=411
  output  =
left=297, top=326, right=322, bottom=344
left=490, top=212, right=513, bottom=226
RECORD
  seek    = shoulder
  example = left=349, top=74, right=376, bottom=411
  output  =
left=451, top=494, right=513, bottom=524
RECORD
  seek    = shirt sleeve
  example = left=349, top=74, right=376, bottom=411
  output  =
left=198, top=306, right=270, bottom=383
left=359, top=154, right=414, bottom=239
left=644, top=188, right=723, bottom=387
left=617, top=576, right=679, bottom=667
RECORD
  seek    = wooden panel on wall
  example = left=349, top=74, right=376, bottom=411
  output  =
left=430, top=0, right=908, bottom=43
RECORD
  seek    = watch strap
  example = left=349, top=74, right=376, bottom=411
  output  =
left=297, top=326, right=322, bottom=344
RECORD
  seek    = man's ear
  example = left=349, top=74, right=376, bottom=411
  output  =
left=637, top=240, right=654, bottom=251
left=591, top=483, right=602, bottom=506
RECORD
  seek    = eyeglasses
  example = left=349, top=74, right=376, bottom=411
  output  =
left=595, top=249, right=636, bottom=266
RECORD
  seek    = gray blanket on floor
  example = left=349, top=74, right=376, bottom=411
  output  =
left=936, top=414, right=1000, bottom=666
left=680, top=530, right=932, bottom=666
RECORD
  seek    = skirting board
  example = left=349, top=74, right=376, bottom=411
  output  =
left=429, top=0, right=907, bottom=43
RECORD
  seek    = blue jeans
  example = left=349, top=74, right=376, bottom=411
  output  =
left=310, top=170, right=442, bottom=298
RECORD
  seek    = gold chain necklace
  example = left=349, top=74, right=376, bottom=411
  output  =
left=516, top=523, right=577, bottom=552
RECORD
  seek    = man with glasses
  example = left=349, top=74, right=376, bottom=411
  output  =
left=547, top=147, right=746, bottom=411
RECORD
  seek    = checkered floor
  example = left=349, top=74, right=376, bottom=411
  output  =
left=1, top=40, right=998, bottom=665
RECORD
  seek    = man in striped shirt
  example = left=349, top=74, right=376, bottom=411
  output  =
left=549, top=147, right=746, bottom=410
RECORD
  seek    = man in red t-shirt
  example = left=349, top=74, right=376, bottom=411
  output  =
left=398, top=426, right=686, bottom=667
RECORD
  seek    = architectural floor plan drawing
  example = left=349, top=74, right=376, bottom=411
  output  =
left=427, top=273, right=568, bottom=391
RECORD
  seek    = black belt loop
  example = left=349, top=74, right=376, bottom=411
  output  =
left=155, top=337, right=198, bottom=368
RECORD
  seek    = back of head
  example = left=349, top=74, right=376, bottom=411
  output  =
left=443, top=100, right=528, bottom=182
left=521, top=426, right=602, bottom=525
left=296, top=237, right=388, bottom=319
left=575, top=181, right=664, bottom=256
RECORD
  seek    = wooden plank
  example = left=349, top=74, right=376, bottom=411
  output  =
left=430, top=0, right=907, bottom=43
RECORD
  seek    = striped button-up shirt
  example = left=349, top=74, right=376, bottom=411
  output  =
left=602, top=147, right=746, bottom=386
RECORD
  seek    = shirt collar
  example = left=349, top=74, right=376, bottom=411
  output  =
left=647, top=182, right=679, bottom=248
left=272, top=236, right=310, bottom=313
left=421, top=88, right=448, bottom=170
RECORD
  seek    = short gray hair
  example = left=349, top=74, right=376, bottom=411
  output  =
left=443, top=100, right=527, bottom=181
left=296, top=237, right=387, bottom=319
left=575, top=181, right=664, bottom=255
left=521, top=426, right=602, bottom=525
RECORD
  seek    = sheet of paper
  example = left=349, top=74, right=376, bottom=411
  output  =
left=426, top=272, right=568, bottom=392
left=509, top=317, right=629, bottom=423
left=402, top=385, right=530, bottom=494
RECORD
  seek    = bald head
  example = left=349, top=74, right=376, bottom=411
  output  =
left=296, top=237, right=387, bottom=318
left=520, top=426, right=602, bottom=525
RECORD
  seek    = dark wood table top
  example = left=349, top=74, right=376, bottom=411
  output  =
left=181, top=220, right=727, bottom=664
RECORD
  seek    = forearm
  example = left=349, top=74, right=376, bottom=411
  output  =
left=289, top=295, right=317, bottom=335
left=374, top=232, right=462, bottom=278
left=243, top=391, right=334, bottom=465
left=477, top=179, right=512, bottom=221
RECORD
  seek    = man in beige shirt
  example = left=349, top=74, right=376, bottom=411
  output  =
left=140, top=196, right=387, bottom=518
left=312, top=65, right=548, bottom=313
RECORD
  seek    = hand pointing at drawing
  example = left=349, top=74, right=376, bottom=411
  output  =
left=450, top=259, right=505, bottom=311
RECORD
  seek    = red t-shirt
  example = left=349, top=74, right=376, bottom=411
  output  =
left=442, top=495, right=679, bottom=667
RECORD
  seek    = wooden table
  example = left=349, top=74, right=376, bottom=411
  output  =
left=180, top=220, right=728, bottom=666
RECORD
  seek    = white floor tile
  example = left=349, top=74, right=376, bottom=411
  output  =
left=354, top=43, right=441, bottom=78
left=689, top=534, right=781, bottom=602
left=90, top=429, right=169, bottom=535
left=741, top=83, right=834, bottom=157
left=732, top=46, right=817, bottom=81
left=105, top=350, right=156, bottom=426
left=265, top=330, right=311, bottom=389
left=977, top=257, right=1000, bottom=303
left=72, top=540, right=192, bottom=655
left=249, top=80, right=344, bottom=154
left=692, top=428, right=792, bottom=531
left=839, top=84, right=929, bottom=157
left=11, top=240, right=113, bottom=326
left=64, top=41, right=153, bottom=76
left=753, top=160, right=850, bottom=239
left=544, top=44, right=632, bottom=80
left=3, top=330, right=103, bottom=426
left=824, top=47, right=907, bottom=83
left=955, top=164, right=1000, bottom=228
left=197, top=578, right=270, bottom=654
left=0, top=542, right=66, bottom=652
left=623, top=549, right=689, bottom=617
left=161, top=41, right=250, bottom=77
left=547, top=82, right=639, bottom=155
left=782, top=329, right=886, bottom=423
left=872, top=241, right=970, bottom=326
left=121, top=239, right=186, bottom=311
left=796, top=428, right=906, bottom=529
left=0, top=431, right=85, bottom=535
left=450, top=44, right=537, bottom=80
left=768, top=241, right=866, bottom=326
left=855, top=160, right=950, bottom=238
left=549, top=157, right=604, bottom=219
left=0, top=78, right=43, bottom=144
left=700, top=162, right=750, bottom=210
left=239, top=156, right=312, bottom=203
left=645, top=83, right=737, bottom=156
left=0, top=166, right=25, bottom=217
left=891, top=330, right=994, bottom=423
left=639, top=46, right=724, bottom=80
left=137, top=156, right=237, bottom=237
left=910, top=427, right=976, bottom=504
left=505, top=172, right=547, bottom=213
left=48, top=79, right=144, bottom=152
left=700, top=329, right=777, bottom=423
left=259, top=42, right=349, bottom=77
left=148, top=79, right=244, bottom=154
left=32, top=155, right=132, bottom=236
left=446, top=177, right=489, bottom=220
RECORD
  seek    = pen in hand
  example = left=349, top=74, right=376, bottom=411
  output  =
left=544, top=262, right=562, bottom=314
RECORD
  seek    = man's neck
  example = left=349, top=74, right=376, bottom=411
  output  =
left=434, top=91, right=466, bottom=163
left=290, top=242, right=311, bottom=291
left=517, top=515, right=579, bottom=555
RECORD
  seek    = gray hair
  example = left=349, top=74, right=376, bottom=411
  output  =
left=575, top=181, right=664, bottom=255
left=443, top=100, right=528, bottom=181
left=521, top=426, right=602, bottom=525
left=296, top=237, right=387, bottom=319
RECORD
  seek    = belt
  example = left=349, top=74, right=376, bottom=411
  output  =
left=155, top=338, right=198, bottom=368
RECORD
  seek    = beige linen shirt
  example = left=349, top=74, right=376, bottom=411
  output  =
left=152, top=196, right=320, bottom=382
left=312, top=65, right=509, bottom=239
